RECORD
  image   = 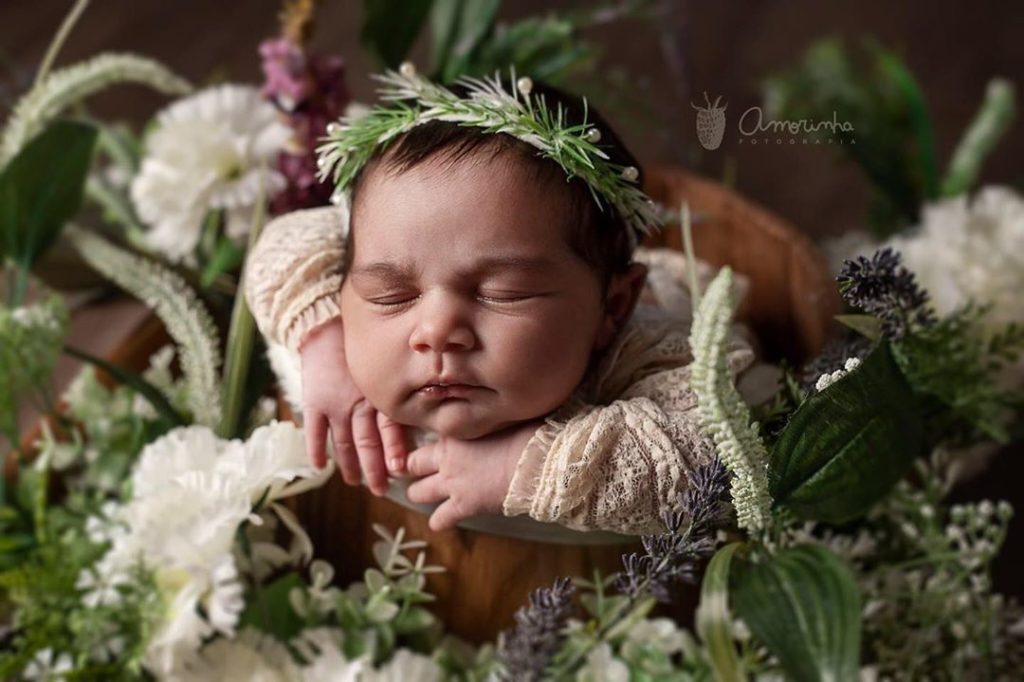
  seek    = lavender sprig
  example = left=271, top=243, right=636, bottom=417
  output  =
left=837, top=248, right=935, bottom=340
left=615, top=459, right=729, bottom=603
left=497, top=577, right=577, bottom=681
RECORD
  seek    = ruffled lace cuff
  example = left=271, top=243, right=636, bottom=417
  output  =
left=502, top=419, right=560, bottom=518
left=281, top=285, right=345, bottom=352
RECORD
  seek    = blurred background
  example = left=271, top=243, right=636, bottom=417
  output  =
left=2, top=0, right=1022, bottom=242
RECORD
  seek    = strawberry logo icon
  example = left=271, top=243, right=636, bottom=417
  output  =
left=692, top=92, right=727, bottom=150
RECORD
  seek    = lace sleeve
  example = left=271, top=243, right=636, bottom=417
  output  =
left=502, top=316, right=755, bottom=535
left=244, top=204, right=349, bottom=352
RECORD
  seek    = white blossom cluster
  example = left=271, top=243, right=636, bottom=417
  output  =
left=130, top=84, right=290, bottom=262
left=814, top=357, right=863, bottom=392
left=75, top=422, right=330, bottom=677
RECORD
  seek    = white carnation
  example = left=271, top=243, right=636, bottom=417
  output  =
left=131, top=84, right=290, bottom=262
left=575, top=642, right=630, bottom=682
left=886, top=186, right=1024, bottom=332
left=77, top=421, right=327, bottom=677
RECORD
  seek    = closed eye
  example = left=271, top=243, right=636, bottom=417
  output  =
left=477, top=292, right=536, bottom=304
left=368, top=295, right=419, bottom=309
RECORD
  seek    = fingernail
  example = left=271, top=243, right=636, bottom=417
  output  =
left=388, top=458, right=403, bottom=472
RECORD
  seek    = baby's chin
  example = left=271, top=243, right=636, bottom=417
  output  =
left=394, top=400, right=519, bottom=440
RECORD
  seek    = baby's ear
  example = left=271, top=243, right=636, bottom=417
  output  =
left=595, top=262, right=649, bottom=350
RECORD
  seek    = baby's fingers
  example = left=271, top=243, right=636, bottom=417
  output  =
left=327, top=410, right=360, bottom=486
left=429, top=498, right=468, bottom=532
left=377, top=411, right=408, bottom=475
left=303, top=409, right=329, bottom=470
left=351, top=400, right=389, bottom=496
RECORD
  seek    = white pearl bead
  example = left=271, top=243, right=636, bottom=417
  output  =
left=399, top=61, right=416, bottom=78
left=516, top=77, right=533, bottom=96
left=326, top=122, right=341, bottom=136
left=584, top=128, right=601, bottom=143
left=621, top=166, right=639, bottom=182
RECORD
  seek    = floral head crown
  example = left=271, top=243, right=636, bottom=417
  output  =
left=315, top=63, right=662, bottom=248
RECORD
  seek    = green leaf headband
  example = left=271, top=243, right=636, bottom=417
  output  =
left=315, top=63, right=663, bottom=248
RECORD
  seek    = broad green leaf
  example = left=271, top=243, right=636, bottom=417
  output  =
left=731, top=545, right=861, bottom=682
left=361, top=0, right=435, bottom=69
left=429, top=0, right=500, bottom=82
left=0, top=120, right=97, bottom=267
left=238, top=571, right=306, bottom=641
left=696, top=542, right=744, bottom=682
left=769, top=341, right=923, bottom=523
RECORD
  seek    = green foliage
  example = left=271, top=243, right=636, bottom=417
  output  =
left=0, top=120, right=96, bottom=275
left=68, top=227, right=223, bottom=428
left=764, top=38, right=939, bottom=238
left=0, top=52, right=191, bottom=168
left=696, top=543, right=744, bottom=681
left=0, top=293, right=68, bottom=447
left=770, top=342, right=924, bottom=524
left=0, top=497, right=161, bottom=679
left=361, top=0, right=434, bottom=70
left=429, top=0, right=501, bottom=82
left=942, top=79, right=1016, bottom=197
left=892, top=305, right=1024, bottom=445
left=731, top=545, right=861, bottom=682
left=688, top=267, right=771, bottom=532
left=285, top=525, right=445, bottom=667
left=362, top=0, right=610, bottom=86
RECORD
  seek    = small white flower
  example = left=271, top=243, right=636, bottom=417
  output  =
left=23, top=648, right=73, bottom=680
left=184, top=628, right=301, bottom=682
left=131, top=84, right=290, bottom=262
left=575, top=642, right=630, bottom=682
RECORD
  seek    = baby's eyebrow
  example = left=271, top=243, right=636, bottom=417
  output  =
left=350, top=255, right=556, bottom=282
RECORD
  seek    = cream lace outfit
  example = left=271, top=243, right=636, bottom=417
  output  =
left=245, top=205, right=759, bottom=536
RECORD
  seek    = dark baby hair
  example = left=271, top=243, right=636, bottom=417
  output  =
left=344, top=78, right=643, bottom=291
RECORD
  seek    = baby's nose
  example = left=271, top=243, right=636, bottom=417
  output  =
left=408, top=296, right=476, bottom=353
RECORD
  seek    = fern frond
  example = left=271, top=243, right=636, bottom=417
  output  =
left=1, top=53, right=192, bottom=167
left=689, top=267, right=772, bottom=533
left=67, top=227, right=222, bottom=428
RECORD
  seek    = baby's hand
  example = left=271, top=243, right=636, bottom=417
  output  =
left=404, top=419, right=543, bottom=531
left=299, top=318, right=407, bottom=496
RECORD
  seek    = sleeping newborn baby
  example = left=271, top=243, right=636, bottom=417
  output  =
left=245, top=75, right=755, bottom=535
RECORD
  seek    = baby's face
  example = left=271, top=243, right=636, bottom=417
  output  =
left=339, top=154, right=607, bottom=439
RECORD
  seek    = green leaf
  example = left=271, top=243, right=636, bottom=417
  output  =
left=696, top=542, right=744, bottom=682
left=731, top=545, right=861, bottom=682
left=0, top=119, right=97, bottom=267
left=200, top=233, right=243, bottom=288
left=941, top=78, right=1016, bottom=197
left=429, top=0, right=500, bottom=82
left=769, top=341, right=924, bottom=523
left=238, top=571, right=306, bottom=641
left=834, top=314, right=882, bottom=341
left=361, top=0, right=435, bottom=69
left=875, top=46, right=939, bottom=199
left=63, top=344, right=187, bottom=427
